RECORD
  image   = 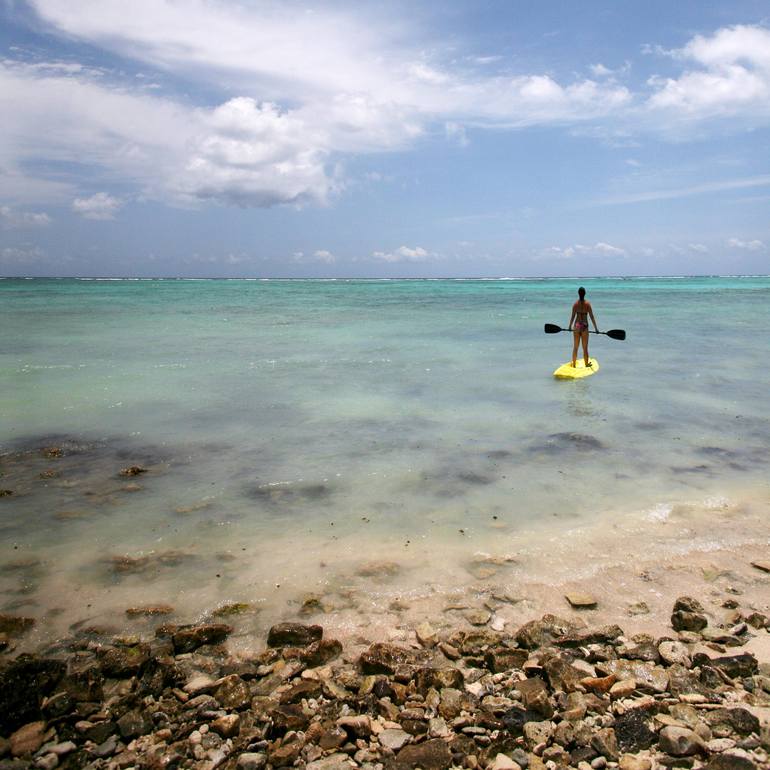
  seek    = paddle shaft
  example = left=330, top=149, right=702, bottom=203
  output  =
left=544, top=323, right=626, bottom=340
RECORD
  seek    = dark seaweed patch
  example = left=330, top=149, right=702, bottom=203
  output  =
left=486, top=450, right=513, bottom=460
left=530, top=433, right=605, bottom=454
left=456, top=471, right=495, bottom=486
left=672, top=464, right=712, bottom=475
left=246, top=482, right=334, bottom=506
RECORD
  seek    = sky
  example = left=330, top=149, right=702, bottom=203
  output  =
left=0, top=0, right=769, bottom=278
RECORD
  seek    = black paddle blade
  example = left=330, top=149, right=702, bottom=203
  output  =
left=605, top=329, right=626, bottom=340
left=544, top=323, right=563, bottom=334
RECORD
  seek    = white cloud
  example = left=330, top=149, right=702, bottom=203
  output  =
left=313, top=250, right=336, bottom=264
left=372, top=245, right=433, bottom=263
left=72, top=192, right=123, bottom=220
left=177, top=98, right=333, bottom=207
left=727, top=237, right=765, bottom=251
left=592, top=174, right=770, bottom=206
left=590, top=64, right=613, bottom=78
left=0, top=245, right=46, bottom=264
left=645, top=25, right=770, bottom=123
left=445, top=122, right=469, bottom=147
left=5, top=5, right=770, bottom=216
left=546, top=242, right=626, bottom=259
left=688, top=243, right=708, bottom=253
left=0, top=205, right=51, bottom=228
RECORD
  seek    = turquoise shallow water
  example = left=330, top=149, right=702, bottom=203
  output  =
left=1, top=276, right=769, bottom=644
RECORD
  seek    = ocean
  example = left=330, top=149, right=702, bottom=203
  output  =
left=2, top=276, right=769, bottom=647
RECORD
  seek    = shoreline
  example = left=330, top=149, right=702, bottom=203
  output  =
left=3, top=582, right=770, bottom=769
left=3, top=482, right=770, bottom=656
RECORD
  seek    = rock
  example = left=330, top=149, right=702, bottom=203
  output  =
left=318, top=726, right=347, bottom=751
left=486, top=648, right=528, bottom=673
left=566, top=593, right=597, bottom=609
left=523, top=720, right=553, bottom=749
left=659, top=641, right=692, bottom=668
left=627, top=601, right=650, bottom=616
left=120, top=465, right=147, bottom=476
left=581, top=674, right=617, bottom=694
left=237, top=754, right=267, bottom=770
left=489, top=754, right=522, bottom=770
left=337, top=715, right=372, bottom=738
left=391, top=738, right=452, bottom=769
left=609, top=679, right=636, bottom=699
left=47, top=742, right=76, bottom=757
left=125, top=604, right=174, bottom=617
left=700, top=652, right=758, bottom=679
left=184, top=674, right=216, bottom=694
left=543, top=654, right=587, bottom=692
left=619, top=756, right=652, bottom=770
left=84, top=720, right=117, bottom=745
left=269, top=703, right=310, bottom=734
left=706, top=754, right=756, bottom=770
left=751, top=561, right=770, bottom=573
left=658, top=726, right=706, bottom=757
left=0, top=655, right=65, bottom=736
left=211, top=714, right=240, bottom=738
left=300, top=638, right=342, bottom=666
left=172, top=623, right=232, bottom=653
left=591, top=728, right=619, bottom=761
left=279, top=679, right=322, bottom=704
left=428, top=717, right=450, bottom=738
left=10, top=721, right=46, bottom=757
left=556, top=624, right=624, bottom=647
left=269, top=739, right=302, bottom=767
left=465, top=609, right=492, bottom=626
left=416, top=622, right=438, bottom=647
left=613, top=709, right=656, bottom=753
left=359, top=643, right=414, bottom=675
left=116, top=709, right=151, bottom=738
left=501, top=706, right=541, bottom=738
left=98, top=643, right=150, bottom=677
left=36, top=754, right=59, bottom=770
left=672, top=597, right=708, bottom=632
left=415, top=667, right=464, bottom=692
left=379, top=728, right=411, bottom=751
left=516, top=678, right=553, bottom=718
left=212, top=602, right=253, bottom=617
left=214, top=674, right=251, bottom=709
left=705, top=708, right=760, bottom=737
left=439, top=641, right=461, bottom=660
left=515, top=614, right=580, bottom=649
left=596, top=660, right=669, bottom=693
left=306, top=754, right=355, bottom=770
left=0, top=616, right=35, bottom=637
left=92, top=734, right=118, bottom=758
left=266, top=622, right=323, bottom=647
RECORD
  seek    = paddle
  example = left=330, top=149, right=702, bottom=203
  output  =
left=544, top=323, right=626, bottom=341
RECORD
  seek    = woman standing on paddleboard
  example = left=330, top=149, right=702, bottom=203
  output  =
left=569, top=287, right=598, bottom=368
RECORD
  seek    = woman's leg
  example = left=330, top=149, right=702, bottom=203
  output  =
left=572, top=330, right=580, bottom=366
left=581, top=330, right=590, bottom=365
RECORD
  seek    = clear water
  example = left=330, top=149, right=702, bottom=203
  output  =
left=2, top=277, right=769, bottom=645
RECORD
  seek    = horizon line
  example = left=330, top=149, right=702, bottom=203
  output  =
left=2, top=274, right=770, bottom=281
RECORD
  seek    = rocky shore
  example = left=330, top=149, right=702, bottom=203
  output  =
left=2, top=595, right=770, bottom=770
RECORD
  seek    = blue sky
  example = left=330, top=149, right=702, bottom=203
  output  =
left=1, top=0, right=769, bottom=277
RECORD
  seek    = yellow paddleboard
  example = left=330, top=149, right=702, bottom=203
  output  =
left=553, top=358, right=599, bottom=379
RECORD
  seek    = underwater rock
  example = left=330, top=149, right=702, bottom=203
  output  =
left=267, top=622, right=323, bottom=648
left=355, top=560, right=401, bottom=578
left=0, top=615, right=35, bottom=636
left=119, top=465, right=147, bottom=476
